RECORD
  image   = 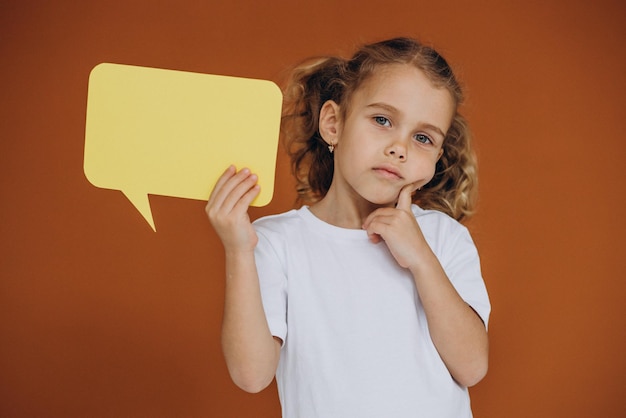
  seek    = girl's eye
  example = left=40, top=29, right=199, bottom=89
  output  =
left=414, top=133, right=432, bottom=144
left=374, top=116, right=391, bottom=127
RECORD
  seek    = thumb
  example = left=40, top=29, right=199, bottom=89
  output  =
left=396, top=183, right=417, bottom=211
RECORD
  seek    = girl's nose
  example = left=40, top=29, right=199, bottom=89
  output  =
left=386, top=141, right=406, bottom=160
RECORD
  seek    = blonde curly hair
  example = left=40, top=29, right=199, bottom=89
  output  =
left=281, top=37, right=477, bottom=221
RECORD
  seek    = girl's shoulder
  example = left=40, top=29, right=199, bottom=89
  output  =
left=252, top=207, right=305, bottom=234
left=252, top=208, right=314, bottom=254
left=411, top=204, right=466, bottom=230
left=411, top=204, right=473, bottom=248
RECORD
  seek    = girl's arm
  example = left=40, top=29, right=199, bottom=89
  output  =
left=362, top=185, right=488, bottom=387
left=206, top=166, right=281, bottom=393
left=405, top=246, right=488, bottom=387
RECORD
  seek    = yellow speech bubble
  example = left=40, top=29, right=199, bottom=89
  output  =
left=84, top=63, right=282, bottom=231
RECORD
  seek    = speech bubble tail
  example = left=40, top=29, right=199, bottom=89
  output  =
left=122, top=190, right=156, bottom=232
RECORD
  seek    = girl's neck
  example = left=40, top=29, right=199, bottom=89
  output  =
left=308, top=188, right=387, bottom=229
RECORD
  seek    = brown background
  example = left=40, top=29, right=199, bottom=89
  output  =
left=2, top=0, right=625, bottom=416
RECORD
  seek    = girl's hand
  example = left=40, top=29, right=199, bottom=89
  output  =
left=206, top=165, right=261, bottom=252
left=361, top=183, right=427, bottom=269
left=365, top=184, right=490, bottom=387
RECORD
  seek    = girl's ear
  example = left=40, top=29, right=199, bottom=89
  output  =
left=319, top=100, right=341, bottom=146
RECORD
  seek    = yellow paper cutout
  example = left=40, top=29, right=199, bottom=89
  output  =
left=84, top=63, right=282, bottom=231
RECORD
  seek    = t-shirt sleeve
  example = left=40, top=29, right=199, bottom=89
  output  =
left=441, top=225, right=491, bottom=329
left=254, top=227, right=288, bottom=344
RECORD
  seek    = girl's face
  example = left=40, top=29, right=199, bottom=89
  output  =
left=322, top=63, right=455, bottom=207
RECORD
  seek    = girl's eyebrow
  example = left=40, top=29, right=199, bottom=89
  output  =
left=366, top=102, right=399, bottom=115
left=366, top=102, right=446, bottom=138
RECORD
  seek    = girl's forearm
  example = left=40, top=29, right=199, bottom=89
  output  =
left=221, top=250, right=281, bottom=393
left=409, top=251, right=489, bottom=387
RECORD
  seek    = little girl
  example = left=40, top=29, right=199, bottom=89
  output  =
left=207, top=37, right=490, bottom=418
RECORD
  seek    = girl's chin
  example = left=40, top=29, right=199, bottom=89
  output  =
left=361, top=194, right=402, bottom=207
left=342, top=186, right=404, bottom=208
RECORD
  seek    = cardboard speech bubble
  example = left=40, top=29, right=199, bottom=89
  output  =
left=84, top=63, right=282, bottom=231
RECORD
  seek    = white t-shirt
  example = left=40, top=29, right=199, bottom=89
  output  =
left=253, top=205, right=490, bottom=418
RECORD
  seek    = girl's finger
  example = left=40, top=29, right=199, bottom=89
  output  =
left=362, top=216, right=390, bottom=243
left=208, top=167, right=253, bottom=212
left=362, top=208, right=394, bottom=230
left=235, top=183, right=261, bottom=212
left=220, top=171, right=258, bottom=213
left=367, top=232, right=383, bottom=244
left=207, top=165, right=236, bottom=206
left=396, top=183, right=417, bottom=211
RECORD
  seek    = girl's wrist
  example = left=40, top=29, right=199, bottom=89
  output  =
left=224, top=247, right=256, bottom=264
left=407, top=247, right=440, bottom=278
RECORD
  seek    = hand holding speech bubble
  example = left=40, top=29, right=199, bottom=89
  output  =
left=84, top=63, right=282, bottom=231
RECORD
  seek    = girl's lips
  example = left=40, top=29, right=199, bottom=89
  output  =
left=373, top=166, right=403, bottom=179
